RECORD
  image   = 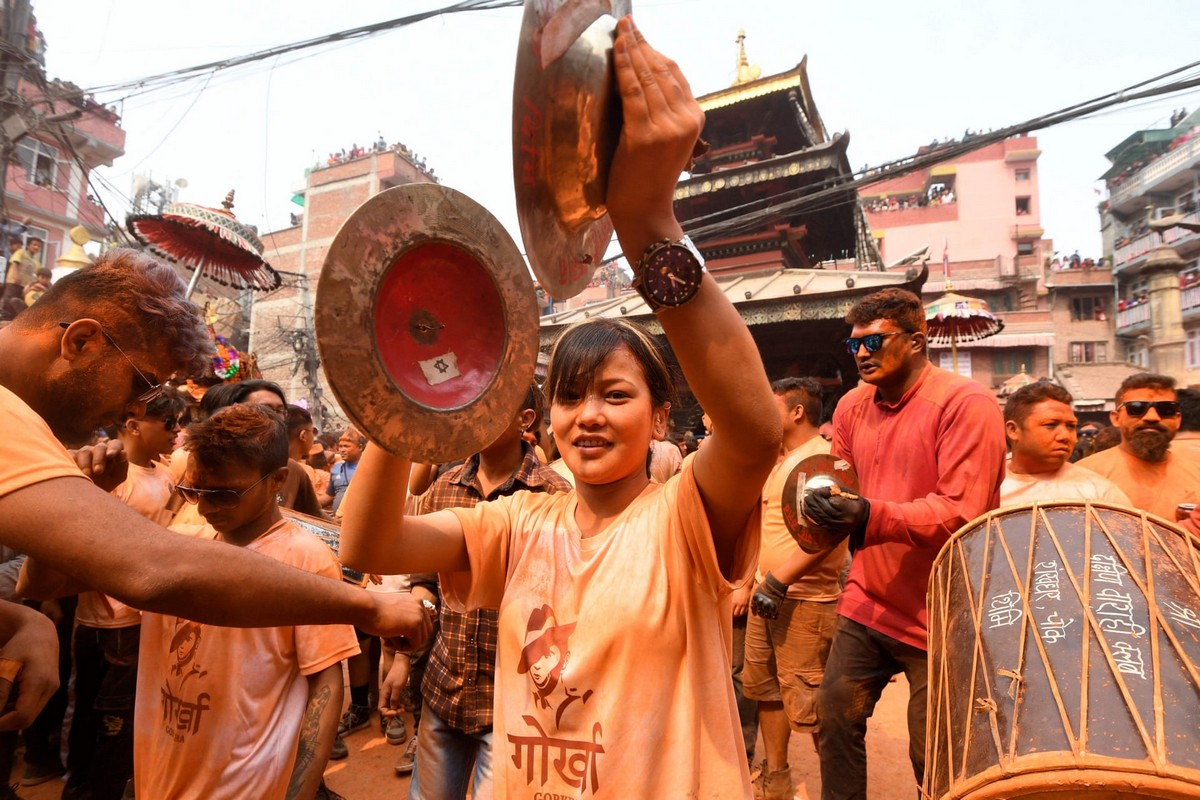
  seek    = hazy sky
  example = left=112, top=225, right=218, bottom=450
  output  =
left=33, top=1, right=1200, bottom=266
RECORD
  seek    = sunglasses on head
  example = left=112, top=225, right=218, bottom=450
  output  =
left=842, top=331, right=908, bottom=355
left=177, top=472, right=272, bottom=508
left=1118, top=400, right=1180, bottom=418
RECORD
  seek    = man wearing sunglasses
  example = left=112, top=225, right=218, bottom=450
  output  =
left=136, top=404, right=360, bottom=800
left=803, top=288, right=1006, bottom=800
left=6, top=250, right=433, bottom=734
left=1078, top=373, right=1200, bottom=533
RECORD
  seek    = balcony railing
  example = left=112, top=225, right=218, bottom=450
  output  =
left=1116, top=303, right=1151, bottom=330
left=1113, top=211, right=1200, bottom=268
left=1183, top=286, right=1200, bottom=312
left=1110, top=137, right=1200, bottom=208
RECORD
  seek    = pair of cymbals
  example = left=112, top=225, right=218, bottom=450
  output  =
left=316, top=0, right=628, bottom=462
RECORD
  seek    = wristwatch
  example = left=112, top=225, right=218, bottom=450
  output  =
left=632, top=235, right=705, bottom=311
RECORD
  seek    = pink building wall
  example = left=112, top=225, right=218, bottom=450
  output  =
left=865, top=136, right=1045, bottom=268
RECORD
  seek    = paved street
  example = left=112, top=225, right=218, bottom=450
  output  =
left=11, top=676, right=914, bottom=798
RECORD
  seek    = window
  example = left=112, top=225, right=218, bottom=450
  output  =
left=938, top=351, right=972, bottom=377
left=14, top=139, right=58, bottom=188
left=1015, top=169, right=1030, bottom=181
left=1127, top=341, right=1149, bottom=368
left=1015, top=197, right=1031, bottom=215
left=993, top=351, right=1034, bottom=376
left=1069, top=342, right=1107, bottom=363
left=1016, top=241, right=1035, bottom=256
left=1071, top=296, right=1108, bottom=321
left=1188, top=330, right=1200, bottom=370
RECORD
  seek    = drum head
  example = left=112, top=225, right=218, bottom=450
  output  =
left=781, top=453, right=861, bottom=553
left=512, top=0, right=631, bottom=300
left=316, top=184, right=538, bottom=463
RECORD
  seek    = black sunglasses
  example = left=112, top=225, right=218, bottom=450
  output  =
left=842, top=331, right=908, bottom=355
left=157, top=415, right=179, bottom=432
left=1118, top=400, right=1180, bottom=418
left=177, top=472, right=272, bottom=508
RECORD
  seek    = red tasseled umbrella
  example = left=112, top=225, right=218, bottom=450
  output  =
left=127, top=190, right=280, bottom=297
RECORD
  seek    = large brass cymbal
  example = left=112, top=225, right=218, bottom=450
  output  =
left=780, top=453, right=861, bottom=554
left=316, top=184, right=538, bottom=464
left=513, top=0, right=630, bottom=301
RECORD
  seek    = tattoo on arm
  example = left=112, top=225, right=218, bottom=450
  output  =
left=287, top=681, right=333, bottom=800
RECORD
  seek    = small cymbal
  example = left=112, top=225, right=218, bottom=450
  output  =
left=780, top=453, right=861, bottom=554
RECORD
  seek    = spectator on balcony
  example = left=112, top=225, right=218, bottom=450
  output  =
left=1, top=237, right=42, bottom=321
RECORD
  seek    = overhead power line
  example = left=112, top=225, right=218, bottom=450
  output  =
left=81, top=0, right=522, bottom=102
left=678, top=61, right=1200, bottom=250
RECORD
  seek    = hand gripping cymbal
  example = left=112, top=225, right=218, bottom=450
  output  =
left=780, top=453, right=861, bottom=554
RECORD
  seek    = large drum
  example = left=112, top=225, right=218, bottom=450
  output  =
left=925, top=503, right=1200, bottom=800
left=281, top=508, right=367, bottom=588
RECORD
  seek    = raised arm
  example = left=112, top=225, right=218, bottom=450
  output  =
left=607, top=18, right=780, bottom=566
left=338, top=444, right=469, bottom=575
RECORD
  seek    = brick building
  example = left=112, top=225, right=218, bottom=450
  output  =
left=249, top=145, right=436, bottom=427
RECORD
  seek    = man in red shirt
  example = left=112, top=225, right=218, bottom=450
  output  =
left=803, top=289, right=1005, bottom=800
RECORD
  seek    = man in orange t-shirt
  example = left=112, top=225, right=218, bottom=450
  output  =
left=744, top=377, right=847, bottom=800
left=8, top=249, right=432, bottom=732
left=135, top=405, right=359, bottom=799
left=1078, top=373, right=1200, bottom=533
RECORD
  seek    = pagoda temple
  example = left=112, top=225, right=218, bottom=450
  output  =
left=539, top=33, right=925, bottom=426
left=678, top=30, right=883, bottom=275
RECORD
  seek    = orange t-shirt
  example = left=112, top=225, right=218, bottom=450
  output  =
left=757, top=435, right=847, bottom=601
left=442, top=460, right=758, bottom=799
left=1077, top=445, right=1200, bottom=522
left=133, top=519, right=359, bottom=800
left=0, top=386, right=83, bottom=497
left=76, top=463, right=176, bottom=629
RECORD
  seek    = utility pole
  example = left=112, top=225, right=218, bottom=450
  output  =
left=273, top=269, right=325, bottom=432
left=0, top=0, right=32, bottom=224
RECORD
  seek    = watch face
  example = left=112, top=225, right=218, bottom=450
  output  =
left=644, top=245, right=702, bottom=306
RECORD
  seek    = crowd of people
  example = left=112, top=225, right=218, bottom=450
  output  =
left=320, top=137, right=436, bottom=178
left=863, top=185, right=955, bottom=213
left=1, top=18, right=1200, bottom=800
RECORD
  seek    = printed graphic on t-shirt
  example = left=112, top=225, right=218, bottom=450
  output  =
left=161, top=619, right=210, bottom=742
left=508, top=604, right=604, bottom=795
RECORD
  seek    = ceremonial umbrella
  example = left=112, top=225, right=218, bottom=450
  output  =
left=924, top=291, right=1005, bottom=366
left=999, top=367, right=1036, bottom=397
left=127, top=190, right=280, bottom=298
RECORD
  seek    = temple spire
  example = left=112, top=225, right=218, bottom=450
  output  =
left=733, top=29, right=762, bottom=86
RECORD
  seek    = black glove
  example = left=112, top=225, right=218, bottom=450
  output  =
left=750, top=572, right=788, bottom=619
left=803, top=486, right=870, bottom=552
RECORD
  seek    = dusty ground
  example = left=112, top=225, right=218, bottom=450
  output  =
left=12, top=679, right=915, bottom=798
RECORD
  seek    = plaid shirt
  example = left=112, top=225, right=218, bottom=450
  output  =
left=417, top=442, right=572, bottom=733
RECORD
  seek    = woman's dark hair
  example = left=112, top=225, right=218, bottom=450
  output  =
left=200, top=379, right=287, bottom=419
left=546, top=319, right=675, bottom=409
